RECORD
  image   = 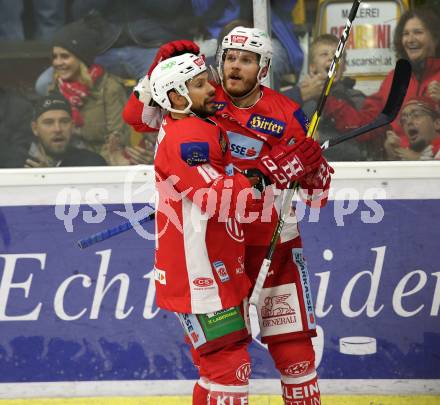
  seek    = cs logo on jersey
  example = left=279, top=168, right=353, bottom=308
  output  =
left=247, top=114, right=286, bottom=138
left=193, top=277, right=214, bottom=288
left=181, top=142, right=210, bottom=166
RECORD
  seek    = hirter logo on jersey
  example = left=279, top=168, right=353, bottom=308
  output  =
left=231, top=35, right=248, bottom=44
left=247, top=114, right=286, bottom=138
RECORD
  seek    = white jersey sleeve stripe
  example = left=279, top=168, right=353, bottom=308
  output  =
left=182, top=197, right=222, bottom=313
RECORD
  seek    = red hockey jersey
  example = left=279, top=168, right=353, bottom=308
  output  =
left=123, top=85, right=311, bottom=246
left=154, top=114, right=253, bottom=314
left=212, top=85, right=309, bottom=246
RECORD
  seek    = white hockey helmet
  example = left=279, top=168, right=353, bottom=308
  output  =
left=150, top=53, right=207, bottom=114
left=221, top=26, right=272, bottom=81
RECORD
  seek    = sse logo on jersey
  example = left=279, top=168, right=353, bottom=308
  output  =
left=246, top=114, right=286, bottom=138
left=227, top=131, right=263, bottom=160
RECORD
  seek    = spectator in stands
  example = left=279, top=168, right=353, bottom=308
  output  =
left=47, top=19, right=132, bottom=165
left=320, top=6, right=440, bottom=156
left=0, top=0, right=65, bottom=40
left=0, top=86, right=34, bottom=168
left=385, top=96, right=440, bottom=160
left=36, top=1, right=244, bottom=89
left=25, top=94, right=106, bottom=167
left=287, top=34, right=367, bottom=161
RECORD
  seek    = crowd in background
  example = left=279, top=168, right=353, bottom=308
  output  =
left=0, top=0, right=439, bottom=168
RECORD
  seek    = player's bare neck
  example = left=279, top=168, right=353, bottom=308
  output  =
left=230, top=86, right=262, bottom=109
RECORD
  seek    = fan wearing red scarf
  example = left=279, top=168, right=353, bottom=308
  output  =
left=47, top=19, right=132, bottom=165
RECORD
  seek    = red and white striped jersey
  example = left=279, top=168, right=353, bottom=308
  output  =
left=154, top=114, right=253, bottom=314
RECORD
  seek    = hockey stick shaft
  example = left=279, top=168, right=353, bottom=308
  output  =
left=249, top=57, right=411, bottom=305
left=307, top=0, right=362, bottom=139
left=77, top=204, right=155, bottom=249
left=248, top=0, right=362, bottom=306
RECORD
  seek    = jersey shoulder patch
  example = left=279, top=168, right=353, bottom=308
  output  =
left=180, top=142, right=210, bottom=166
left=293, top=108, right=310, bottom=133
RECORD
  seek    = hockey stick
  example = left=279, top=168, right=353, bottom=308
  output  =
left=248, top=0, right=362, bottom=306
left=248, top=58, right=411, bottom=305
left=76, top=0, right=362, bottom=252
left=76, top=58, right=410, bottom=251
left=321, top=58, right=411, bottom=149
left=77, top=204, right=155, bottom=249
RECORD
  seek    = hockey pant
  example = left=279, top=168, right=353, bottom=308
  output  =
left=246, top=237, right=321, bottom=404
left=177, top=303, right=252, bottom=405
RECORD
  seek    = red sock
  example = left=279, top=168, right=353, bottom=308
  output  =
left=281, top=373, right=321, bottom=405
left=193, top=380, right=209, bottom=405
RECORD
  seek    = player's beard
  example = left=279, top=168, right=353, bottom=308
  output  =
left=224, top=75, right=259, bottom=98
left=191, top=101, right=217, bottom=119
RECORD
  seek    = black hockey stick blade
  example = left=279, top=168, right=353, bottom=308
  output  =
left=322, top=58, right=412, bottom=149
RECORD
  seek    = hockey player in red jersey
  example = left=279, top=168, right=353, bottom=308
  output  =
left=149, top=51, right=326, bottom=405
left=151, top=53, right=252, bottom=404
left=124, top=28, right=333, bottom=405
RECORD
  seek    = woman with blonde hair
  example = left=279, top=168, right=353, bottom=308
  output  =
left=48, top=19, right=130, bottom=165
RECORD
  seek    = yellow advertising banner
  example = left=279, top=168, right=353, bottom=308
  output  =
left=317, top=0, right=409, bottom=76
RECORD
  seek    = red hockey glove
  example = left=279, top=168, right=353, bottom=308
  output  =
left=257, top=138, right=323, bottom=189
left=147, top=40, right=200, bottom=77
left=298, top=159, right=334, bottom=207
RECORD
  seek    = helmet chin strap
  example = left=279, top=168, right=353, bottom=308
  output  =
left=168, top=93, right=193, bottom=115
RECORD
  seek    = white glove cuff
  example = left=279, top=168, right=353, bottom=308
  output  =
left=134, top=75, right=152, bottom=105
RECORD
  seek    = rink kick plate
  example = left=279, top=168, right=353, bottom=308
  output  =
left=0, top=396, right=439, bottom=404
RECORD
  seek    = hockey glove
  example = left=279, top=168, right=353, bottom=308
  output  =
left=147, top=40, right=200, bottom=77
left=242, top=168, right=272, bottom=193
left=133, top=75, right=152, bottom=105
left=258, top=138, right=323, bottom=189
left=135, top=40, right=201, bottom=104
left=298, top=159, right=334, bottom=207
